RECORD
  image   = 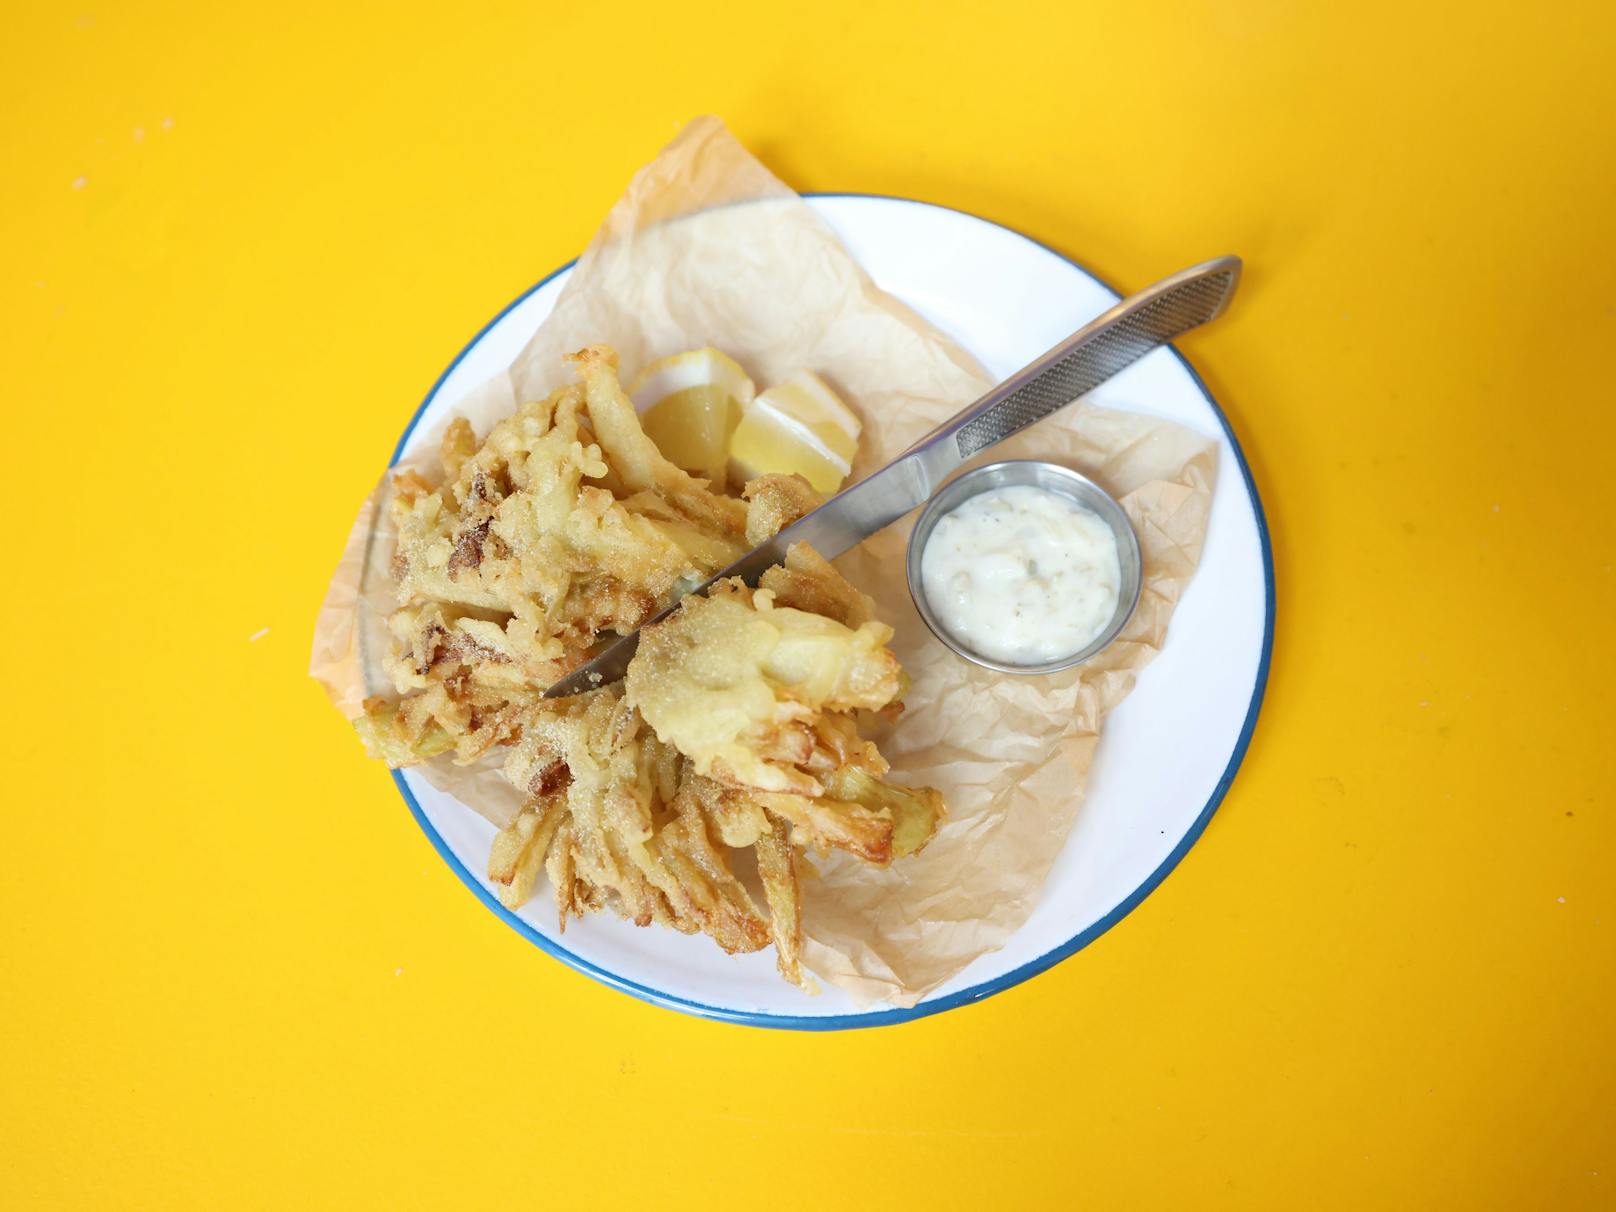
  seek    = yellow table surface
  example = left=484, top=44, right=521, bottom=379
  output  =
left=5, top=3, right=1612, bottom=1207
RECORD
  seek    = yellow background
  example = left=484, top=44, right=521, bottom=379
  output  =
left=4, top=2, right=1612, bottom=1207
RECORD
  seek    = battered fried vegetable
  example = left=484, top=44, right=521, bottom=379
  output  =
left=626, top=546, right=943, bottom=867
left=355, top=344, right=944, bottom=991
left=758, top=542, right=875, bottom=629
left=625, top=580, right=903, bottom=793
left=388, top=346, right=748, bottom=687
left=742, top=472, right=821, bottom=546
left=754, top=816, right=809, bottom=990
left=487, top=794, right=566, bottom=909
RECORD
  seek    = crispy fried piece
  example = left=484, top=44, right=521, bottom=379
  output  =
left=824, top=766, right=944, bottom=860
left=754, top=816, right=813, bottom=991
left=626, top=554, right=944, bottom=868
left=754, top=791, right=900, bottom=865
left=743, top=473, right=822, bottom=546
left=487, top=794, right=567, bottom=909
left=389, top=349, right=747, bottom=668
left=757, top=767, right=945, bottom=865
left=626, top=582, right=902, bottom=793
left=546, top=821, right=578, bottom=931
left=570, top=346, right=748, bottom=539
left=439, top=416, right=478, bottom=485
left=493, top=685, right=757, bottom=949
left=354, top=695, right=455, bottom=766
left=681, top=772, right=770, bottom=848
left=375, top=348, right=756, bottom=774
left=759, top=542, right=875, bottom=629
left=632, top=778, right=770, bottom=955
left=362, top=604, right=551, bottom=767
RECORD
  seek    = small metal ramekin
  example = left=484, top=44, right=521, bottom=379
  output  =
left=905, top=460, right=1143, bottom=675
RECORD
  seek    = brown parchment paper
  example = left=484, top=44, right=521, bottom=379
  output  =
left=311, top=116, right=1216, bottom=1008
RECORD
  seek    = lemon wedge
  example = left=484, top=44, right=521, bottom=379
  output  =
left=629, top=348, right=756, bottom=484
left=728, top=370, right=861, bottom=494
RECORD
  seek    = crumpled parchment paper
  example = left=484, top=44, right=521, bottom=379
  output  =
left=312, top=116, right=1215, bottom=1007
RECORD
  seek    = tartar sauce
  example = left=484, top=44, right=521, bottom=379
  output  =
left=919, top=485, right=1122, bottom=665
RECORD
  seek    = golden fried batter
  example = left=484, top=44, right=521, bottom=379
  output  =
left=389, top=346, right=747, bottom=685
left=356, top=344, right=943, bottom=990
left=741, top=472, right=821, bottom=546
left=625, top=569, right=901, bottom=794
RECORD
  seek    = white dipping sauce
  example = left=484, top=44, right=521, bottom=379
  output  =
left=920, top=485, right=1122, bottom=665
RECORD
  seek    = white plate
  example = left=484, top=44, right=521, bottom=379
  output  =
left=390, top=195, right=1273, bottom=1029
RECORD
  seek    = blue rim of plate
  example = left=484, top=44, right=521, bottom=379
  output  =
left=386, top=192, right=1275, bottom=1030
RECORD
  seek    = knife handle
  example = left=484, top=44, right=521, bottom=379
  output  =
left=938, top=256, right=1241, bottom=461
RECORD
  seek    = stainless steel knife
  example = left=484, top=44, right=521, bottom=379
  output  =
left=544, top=254, right=1242, bottom=698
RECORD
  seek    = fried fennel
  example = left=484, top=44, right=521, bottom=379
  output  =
left=356, top=345, right=943, bottom=989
